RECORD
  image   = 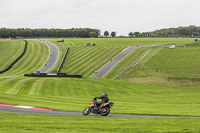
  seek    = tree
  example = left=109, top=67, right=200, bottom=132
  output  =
left=128, top=32, right=134, bottom=37
left=111, top=31, right=116, bottom=38
left=133, top=32, right=140, bottom=37
left=89, top=32, right=97, bottom=38
left=104, top=31, right=109, bottom=37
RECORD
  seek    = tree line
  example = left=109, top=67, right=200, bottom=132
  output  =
left=1, top=26, right=199, bottom=38
left=128, top=26, right=200, bottom=38
left=0, top=28, right=100, bottom=38
left=103, top=31, right=116, bottom=37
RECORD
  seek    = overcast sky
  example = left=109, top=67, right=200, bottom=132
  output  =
left=0, top=0, right=200, bottom=35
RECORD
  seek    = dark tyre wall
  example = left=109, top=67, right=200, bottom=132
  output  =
left=0, top=40, right=28, bottom=74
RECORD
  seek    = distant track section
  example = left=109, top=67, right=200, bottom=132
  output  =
left=112, top=48, right=152, bottom=80
left=0, top=40, right=27, bottom=74
left=39, top=40, right=59, bottom=73
left=91, top=44, right=162, bottom=78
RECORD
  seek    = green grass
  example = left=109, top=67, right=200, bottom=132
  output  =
left=0, top=77, right=200, bottom=117
left=146, top=44, right=200, bottom=78
left=0, top=39, right=25, bottom=71
left=1, top=38, right=200, bottom=132
left=0, top=113, right=200, bottom=133
left=0, top=40, right=49, bottom=76
left=119, top=43, right=200, bottom=87
left=47, top=38, right=194, bottom=77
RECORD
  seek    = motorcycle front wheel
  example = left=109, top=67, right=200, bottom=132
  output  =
left=100, top=107, right=110, bottom=116
left=83, top=107, right=91, bottom=115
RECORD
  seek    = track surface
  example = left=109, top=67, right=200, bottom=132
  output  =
left=1, top=105, right=200, bottom=119
left=0, top=76, right=16, bottom=78
left=39, top=40, right=59, bottom=73
left=91, top=44, right=162, bottom=78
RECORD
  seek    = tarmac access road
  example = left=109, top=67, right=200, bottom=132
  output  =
left=91, top=44, right=162, bottom=78
left=38, top=40, right=59, bottom=73
left=1, top=105, right=200, bottom=119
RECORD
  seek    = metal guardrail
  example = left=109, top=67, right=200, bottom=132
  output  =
left=112, top=42, right=193, bottom=80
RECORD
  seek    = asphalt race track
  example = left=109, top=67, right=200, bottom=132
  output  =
left=91, top=44, right=162, bottom=78
left=1, top=105, right=200, bottom=119
left=0, top=76, right=16, bottom=78
left=39, top=40, right=59, bottom=73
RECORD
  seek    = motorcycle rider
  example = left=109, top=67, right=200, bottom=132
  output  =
left=94, top=93, right=109, bottom=109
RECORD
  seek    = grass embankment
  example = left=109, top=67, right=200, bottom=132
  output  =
left=0, top=40, right=49, bottom=76
left=0, top=40, right=25, bottom=71
left=0, top=113, right=200, bottom=133
left=0, top=39, right=200, bottom=132
left=0, top=77, right=200, bottom=117
left=47, top=38, right=194, bottom=77
left=119, top=43, right=200, bottom=88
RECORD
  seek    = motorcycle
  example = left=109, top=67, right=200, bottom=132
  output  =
left=83, top=97, right=114, bottom=116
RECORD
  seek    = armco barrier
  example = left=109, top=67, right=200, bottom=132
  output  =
left=24, top=73, right=82, bottom=78
left=0, top=40, right=28, bottom=74
left=112, top=42, right=193, bottom=80
left=57, top=47, right=69, bottom=73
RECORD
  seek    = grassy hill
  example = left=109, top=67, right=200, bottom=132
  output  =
left=119, top=43, right=200, bottom=88
left=0, top=77, right=200, bottom=117
left=1, top=38, right=200, bottom=132
left=0, top=40, right=49, bottom=76
left=47, top=38, right=194, bottom=77
left=0, top=39, right=25, bottom=71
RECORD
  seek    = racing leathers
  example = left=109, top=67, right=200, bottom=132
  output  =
left=94, top=93, right=109, bottom=109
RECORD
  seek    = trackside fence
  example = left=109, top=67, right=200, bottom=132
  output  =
left=112, top=42, right=193, bottom=80
left=0, top=40, right=28, bottom=74
left=57, top=47, right=69, bottom=73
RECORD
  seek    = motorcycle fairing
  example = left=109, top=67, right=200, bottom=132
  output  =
left=89, top=103, right=94, bottom=107
left=100, top=102, right=109, bottom=107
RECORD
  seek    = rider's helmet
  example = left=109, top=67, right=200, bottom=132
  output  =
left=103, top=92, right=108, bottom=96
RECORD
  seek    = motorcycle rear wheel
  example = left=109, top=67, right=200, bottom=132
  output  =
left=83, top=107, right=91, bottom=115
left=100, top=107, right=110, bottom=116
